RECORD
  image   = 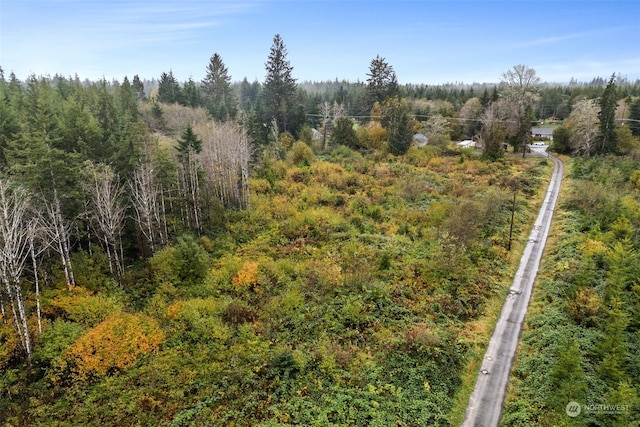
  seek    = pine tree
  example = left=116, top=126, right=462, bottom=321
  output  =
left=548, top=338, right=586, bottom=410
left=263, top=34, right=297, bottom=134
left=629, top=98, right=640, bottom=137
left=132, top=74, right=146, bottom=101
left=0, top=74, right=21, bottom=168
left=202, top=53, right=237, bottom=121
left=365, top=55, right=398, bottom=112
left=382, top=97, right=413, bottom=156
left=158, top=70, right=182, bottom=104
left=182, top=78, right=202, bottom=108
left=331, top=117, right=358, bottom=148
left=176, top=124, right=203, bottom=160
left=597, top=73, right=618, bottom=154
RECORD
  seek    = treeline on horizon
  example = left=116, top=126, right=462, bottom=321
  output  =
left=4, top=64, right=640, bottom=129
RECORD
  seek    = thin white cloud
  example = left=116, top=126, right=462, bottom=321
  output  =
left=512, top=26, right=637, bottom=49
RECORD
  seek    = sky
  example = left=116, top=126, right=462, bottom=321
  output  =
left=1, top=0, right=639, bottom=85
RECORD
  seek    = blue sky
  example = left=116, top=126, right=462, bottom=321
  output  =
left=1, top=0, right=639, bottom=84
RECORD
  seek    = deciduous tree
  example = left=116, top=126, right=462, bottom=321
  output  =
left=500, top=65, right=540, bottom=153
left=566, top=99, right=600, bottom=156
left=176, top=125, right=204, bottom=232
left=197, top=121, right=251, bottom=210
left=130, top=161, right=166, bottom=255
left=83, top=162, right=126, bottom=282
left=0, top=179, right=33, bottom=358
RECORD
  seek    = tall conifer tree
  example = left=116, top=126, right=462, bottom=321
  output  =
left=202, top=53, right=237, bottom=121
left=263, top=34, right=297, bottom=134
left=598, top=73, right=618, bottom=154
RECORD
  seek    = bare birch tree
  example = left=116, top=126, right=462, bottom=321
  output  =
left=130, top=161, right=166, bottom=255
left=0, top=179, right=33, bottom=358
left=320, top=101, right=332, bottom=150
left=196, top=121, right=252, bottom=210
left=27, top=217, right=48, bottom=335
left=83, top=162, right=127, bottom=282
left=42, top=188, right=76, bottom=290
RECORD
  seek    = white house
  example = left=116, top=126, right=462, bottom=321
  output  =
left=457, top=139, right=477, bottom=148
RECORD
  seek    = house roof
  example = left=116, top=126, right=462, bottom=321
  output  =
left=531, top=127, right=554, bottom=136
left=458, top=139, right=476, bottom=148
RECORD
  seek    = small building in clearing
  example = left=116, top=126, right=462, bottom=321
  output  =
left=531, top=127, right=554, bottom=140
left=457, top=139, right=477, bottom=148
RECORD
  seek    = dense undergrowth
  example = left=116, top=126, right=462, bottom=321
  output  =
left=1, top=146, right=551, bottom=426
left=502, top=156, right=640, bottom=427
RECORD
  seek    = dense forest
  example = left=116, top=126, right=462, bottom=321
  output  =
left=1, top=34, right=640, bottom=425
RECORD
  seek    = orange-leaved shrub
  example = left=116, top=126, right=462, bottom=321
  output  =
left=56, top=313, right=164, bottom=382
left=232, top=261, right=260, bottom=294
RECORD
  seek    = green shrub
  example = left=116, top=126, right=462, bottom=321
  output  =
left=287, top=141, right=315, bottom=166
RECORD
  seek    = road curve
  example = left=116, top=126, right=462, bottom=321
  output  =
left=462, top=152, right=563, bottom=427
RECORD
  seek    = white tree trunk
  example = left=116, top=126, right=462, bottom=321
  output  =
left=0, top=179, right=33, bottom=358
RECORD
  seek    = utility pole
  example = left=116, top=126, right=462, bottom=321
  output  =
left=508, top=190, right=516, bottom=251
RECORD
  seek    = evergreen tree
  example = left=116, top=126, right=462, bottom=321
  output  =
left=151, top=101, right=166, bottom=132
left=91, top=79, right=119, bottom=163
left=490, top=86, right=499, bottom=103
left=382, top=97, right=413, bottom=156
left=158, top=70, right=182, bottom=104
left=118, top=76, right=139, bottom=122
left=202, top=53, right=237, bottom=121
left=0, top=73, right=21, bottom=168
left=551, top=125, right=572, bottom=154
left=548, top=338, right=586, bottom=411
left=176, top=124, right=203, bottom=160
left=480, top=87, right=491, bottom=107
left=481, top=115, right=505, bottom=161
left=365, top=55, right=398, bottom=112
left=239, top=78, right=261, bottom=111
left=263, top=34, right=297, bottom=134
left=597, top=73, right=618, bottom=154
left=629, top=98, right=640, bottom=137
left=132, top=74, right=146, bottom=101
left=331, top=117, right=358, bottom=148
left=182, top=78, right=202, bottom=108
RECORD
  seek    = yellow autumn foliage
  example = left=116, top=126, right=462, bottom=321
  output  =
left=578, top=238, right=608, bottom=258
left=61, top=313, right=164, bottom=382
left=232, top=261, right=260, bottom=294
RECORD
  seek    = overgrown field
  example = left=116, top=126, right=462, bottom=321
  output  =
left=2, top=146, right=552, bottom=426
left=503, top=156, right=640, bottom=427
